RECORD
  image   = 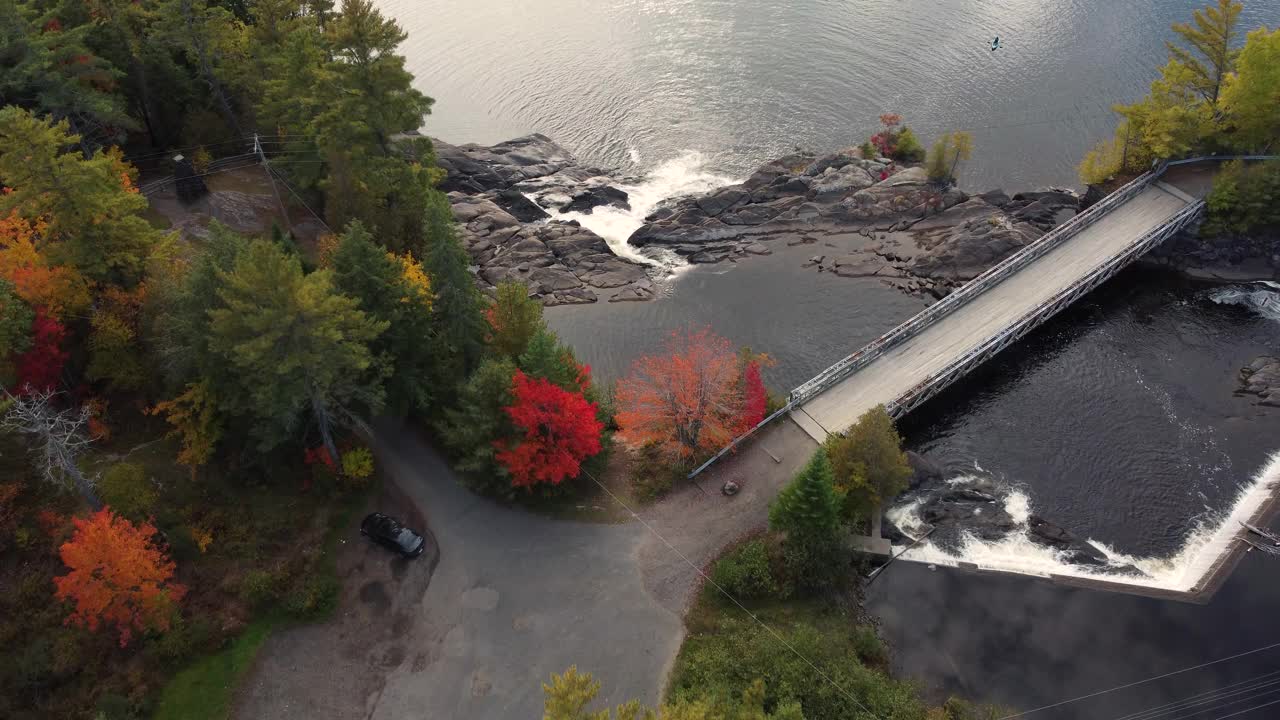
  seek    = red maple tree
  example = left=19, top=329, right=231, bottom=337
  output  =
left=53, top=509, right=186, bottom=647
left=13, top=308, right=67, bottom=393
left=615, top=327, right=761, bottom=462
left=495, top=371, right=603, bottom=488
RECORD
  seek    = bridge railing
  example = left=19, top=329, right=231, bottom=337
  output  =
left=786, top=167, right=1163, bottom=406
left=884, top=199, right=1206, bottom=417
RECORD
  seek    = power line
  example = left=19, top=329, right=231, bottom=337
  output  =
left=1110, top=671, right=1280, bottom=720
left=1164, top=686, right=1280, bottom=720
left=579, top=468, right=885, bottom=720
left=1206, top=697, right=1280, bottom=720
left=999, top=642, right=1280, bottom=719
left=266, top=163, right=331, bottom=233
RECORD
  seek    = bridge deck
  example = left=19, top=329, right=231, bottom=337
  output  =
left=796, top=183, right=1190, bottom=439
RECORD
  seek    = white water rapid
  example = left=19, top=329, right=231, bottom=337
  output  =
left=887, top=452, right=1280, bottom=593
left=1209, top=281, right=1280, bottom=321
left=555, top=150, right=738, bottom=268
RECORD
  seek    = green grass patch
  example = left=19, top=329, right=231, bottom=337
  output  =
left=152, top=618, right=273, bottom=720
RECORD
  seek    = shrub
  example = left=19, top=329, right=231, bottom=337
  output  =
left=1203, top=159, right=1280, bottom=236
left=340, top=447, right=375, bottom=489
left=670, top=614, right=929, bottom=720
left=711, top=539, right=777, bottom=599
left=284, top=574, right=339, bottom=619
left=99, top=463, right=157, bottom=520
left=781, top=534, right=846, bottom=594
left=851, top=625, right=888, bottom=667
left=859, top=141, right=879, bottom=160
left=239, top=568, right=283, bottom=608
left=630, top=442, right=678, bottom=503
left=893, top=127, right=925, bottom=162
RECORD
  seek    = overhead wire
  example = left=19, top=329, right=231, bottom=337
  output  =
left=1205, top=697, right=1280, bottom=720
left=998, top=642, right=1280, bottom=719
left=1109, top=670, right=1280, bottom=720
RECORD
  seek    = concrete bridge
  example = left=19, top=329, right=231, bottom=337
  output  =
left=693, top=157, right=1268, bottom=478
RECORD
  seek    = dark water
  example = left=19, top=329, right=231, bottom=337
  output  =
left=895, top=270, right=1280, bottom=558
left=867, top=551, right=1280, bottom=720
left=384, top=0, right=1280, bottom=190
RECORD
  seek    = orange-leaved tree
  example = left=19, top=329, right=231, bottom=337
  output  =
left=615, top=326, right=761, bottom=463
left=54, top=508, right=186, bottom=646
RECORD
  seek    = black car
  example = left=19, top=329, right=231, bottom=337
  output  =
left=359, top=513, right=426, bottom=558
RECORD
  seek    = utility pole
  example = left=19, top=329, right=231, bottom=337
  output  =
left=255, top=132, right=292, bottom=236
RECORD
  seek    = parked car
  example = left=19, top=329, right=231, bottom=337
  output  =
left=359, top=513, right=426, bottom=558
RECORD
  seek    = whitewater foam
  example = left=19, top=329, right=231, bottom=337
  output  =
left=888, top=451, right=1280, bottom=592
left=557, top=151, right=738, bottom=268
left=1209, top=282, right=1280, bottom=322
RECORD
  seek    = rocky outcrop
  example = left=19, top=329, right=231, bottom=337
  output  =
left=1026, top=515, right=1109, bottom=566
left=1147, top=227, right=1280, bottom=281
left=451, top=193, right=653, bottom=305
left=627, top=147, right=1079, bottom=298
left=436, top=135, right=655, bottom=304
left=1238, top=356, right=1280, bottom=407
left=905, top=451, right=943, bottom=490
left=436, top=135, right=1084, bottom=304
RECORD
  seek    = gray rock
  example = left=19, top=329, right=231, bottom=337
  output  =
left=560, top=185, right=631, bottom=214
left=1239, top=356, right=1280, bottom=406
left=744, top=243, right=772, bottom=255
left=803, top=153, right=860, bottom=177
left=906, top=451, right=944, bottom=489
left=810, top=165, right=875, bottom=196
left=696, top=188, right=748, bottom=217
left=494, top=189, right=550, bottom=222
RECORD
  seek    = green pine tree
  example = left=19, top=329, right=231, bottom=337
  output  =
left=0, top=0, right=133, bottom=148
left=207, top=238, right=388, bottom=457
left=0, top=107, right=161, bottom=286
left=440, top=357, right=516, bottom=493
left=489, top=282, right=545, bottom=359
left=769, top=448, right=841, bottom=540
left=330, top=221, right=438, bottom=416
left=422, top=190, right=487, bottom=400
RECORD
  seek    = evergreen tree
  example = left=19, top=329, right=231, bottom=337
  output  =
left=330, top=221, right=438, bottom=415
left=153, top=0, right=253, bottom=139
left=518, top=329, right=591, bottom=395
left=440, top=357, right=516, bottom=490
left=0, top=107, right=160, bottom=286
left=0, top=279, right=34, bottom=370
left=1221, top=27, right=1280, bottom=152
left=0, top=0, right=133, bottom=149
left=488, top=282, right=544, bottom=359
left=256, top=0, right=441, bottom=250
left=422, top=191, right=486, bottom=400
left=1166, top=0, right=1243, bottom=104
left=148, top=223, right=248, bottom=389
left=769, top=448, right=842, bottom=541
left=769, top=447, right=845, bottom=593
left=207, top=238, right=388, bottom=457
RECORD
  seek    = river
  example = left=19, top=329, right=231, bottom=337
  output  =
left=377, top=0, right=1280, bottom=716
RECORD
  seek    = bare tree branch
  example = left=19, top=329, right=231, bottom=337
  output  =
left=1, top=387, right=101, bottom=509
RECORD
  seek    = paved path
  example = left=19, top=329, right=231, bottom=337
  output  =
left=799, top=183, right=1190, bottom=439
left=236, top=422, right=684, bottom=720
left=366, top=423, right=684, bottom=719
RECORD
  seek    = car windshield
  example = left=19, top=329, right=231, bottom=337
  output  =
left=394, top=528, right=418, bottom=550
